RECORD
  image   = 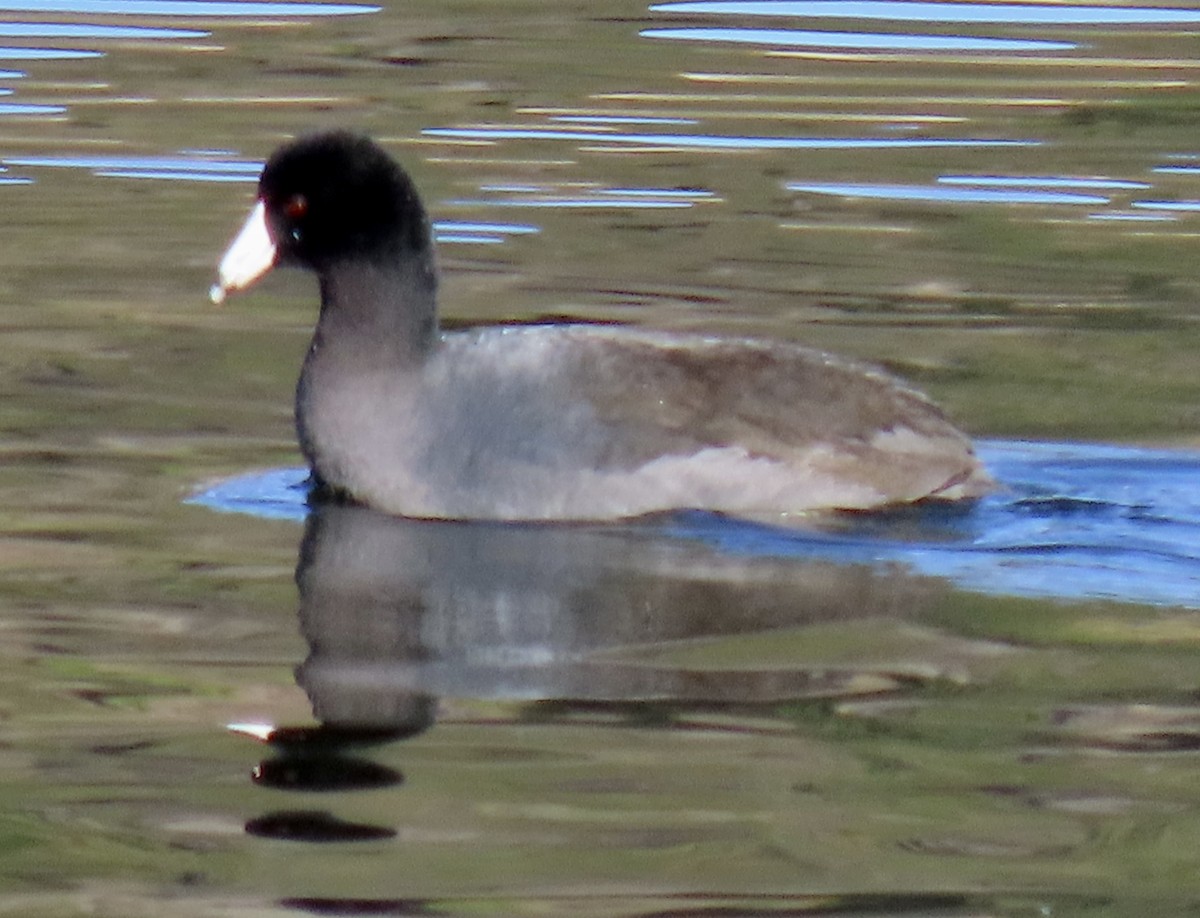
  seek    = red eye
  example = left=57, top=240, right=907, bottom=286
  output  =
left=283, top=194, right=308, bottom=220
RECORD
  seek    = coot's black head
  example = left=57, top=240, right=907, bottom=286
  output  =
left=262, top=131, right=432, bottom=270
left=212, top=131, right=434, bottom=302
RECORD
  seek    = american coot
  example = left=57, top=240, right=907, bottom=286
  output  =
left=212, top=130, right=992, bottom=522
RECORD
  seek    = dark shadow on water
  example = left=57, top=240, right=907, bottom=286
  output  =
left=245, top=810, right=397, bottom=843
left=279, top=891, right=982, bottom=916
left=252, top=755, right=403, bottom=792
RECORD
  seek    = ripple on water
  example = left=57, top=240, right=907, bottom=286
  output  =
left=433, top=220, right=540, bottom=245
left=787, top=181, right=1110, bottom=206
left=423, top=127, right=1037, bottom=151
left=1133, top=200, right=1200, bottom=212
left=0, top=0, right=378, bottom=14
left=0, top=46, right=101, bottom=59
left=3, top=152, right=263, bottom=184
left=447, top=185, right=717, bottom=211
left=0, top=22, right=206, bottom=38
left=640, top=28, right=1076, bottom=54
left=189, top=440, right=1200, bottom=610
left=0, top=0, right=380, bottom=123
left=649, top=1, right=1200, bottom=26
left=937, top=175, right=1152, bottom=191
left=787, top=174, right=1178, bottom=223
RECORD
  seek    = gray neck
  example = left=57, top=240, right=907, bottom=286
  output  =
left=312, top=254, right=439, bottom=366
left=295, top=252, right=439, bottom=480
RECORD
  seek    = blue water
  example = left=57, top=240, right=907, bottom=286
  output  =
left=0, top=0, right=377, bottom=15
left=640, top=27, right=1076, bottom=53
left=650, top=1, right=1200, bottom=26
left=787, top=181, right=1110, bottom=206
left=190, top=440, right=1200, bottom=610
left=938, top=176, right=1151, bottom=191
left=1132, top=200, right=1200, bottom=213
left=0, top=22, right=205, bottom=37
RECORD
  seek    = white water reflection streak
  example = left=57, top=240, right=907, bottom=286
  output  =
left=651, top=1, right=1200, bottom=26
left=641, top=28, right=1075, bottom=53
left=0, top=22, right=205, bottom=38
left=938, top=175, right=1151, bottom=191
left=0, top=0, right=377, bottom=14
left=788, top=181, right=1109, bottom=205
left=424, top=127, right=1036, bottom=151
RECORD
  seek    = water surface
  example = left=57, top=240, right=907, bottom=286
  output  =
left=3, top=1, right=1200, bottom=915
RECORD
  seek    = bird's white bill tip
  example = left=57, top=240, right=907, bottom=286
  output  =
left=212, top=199, right=276, bottom=303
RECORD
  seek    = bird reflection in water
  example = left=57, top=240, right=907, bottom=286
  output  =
left=235, top=500, right=947, bottom=844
